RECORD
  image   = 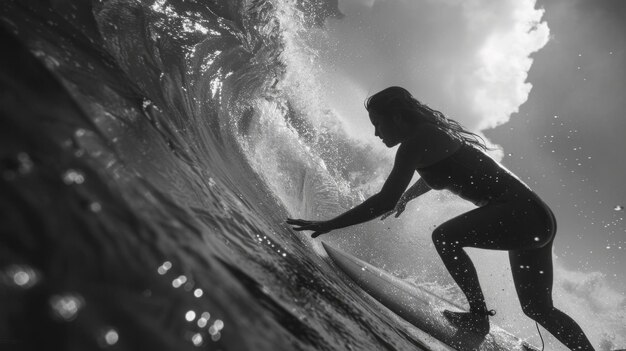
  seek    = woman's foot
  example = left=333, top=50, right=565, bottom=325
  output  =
left=443, top=308, right=496, bottom=334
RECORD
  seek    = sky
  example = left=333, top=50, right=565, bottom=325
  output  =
left=304, top=0, right=626, bottom=348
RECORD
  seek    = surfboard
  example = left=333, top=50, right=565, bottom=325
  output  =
left=322, top=242, right=539, bottom=351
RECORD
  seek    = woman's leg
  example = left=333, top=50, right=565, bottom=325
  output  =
left=511, top=245, right=595, bottom=350
left=432, top=199, right=595, bottom=349
left=432, top=199, right=553, bottom=312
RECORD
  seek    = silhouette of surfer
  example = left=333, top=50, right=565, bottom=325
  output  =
left=287, top=87, right=596, bottom=350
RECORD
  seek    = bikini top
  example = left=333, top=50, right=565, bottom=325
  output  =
left=416, top=143, right=532, bottom=206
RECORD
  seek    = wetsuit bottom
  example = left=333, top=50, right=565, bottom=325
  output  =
left=431, top=195, right=595, bottom=350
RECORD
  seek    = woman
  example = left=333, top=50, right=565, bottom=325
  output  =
left=287, top=87, right=595, bottom=350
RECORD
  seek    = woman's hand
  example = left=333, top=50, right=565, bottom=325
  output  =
left=380, top=198, right=408, bottom=220
left=286, top=218, right=333, bottom=238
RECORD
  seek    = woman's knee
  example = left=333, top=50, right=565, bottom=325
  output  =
left=432, top=224, right=460, bottom=253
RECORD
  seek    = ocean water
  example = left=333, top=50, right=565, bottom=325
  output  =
left=1, top=1, right=623, bottom=351
left=0, top=1, right=443, bottom=350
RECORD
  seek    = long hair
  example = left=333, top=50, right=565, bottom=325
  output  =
left=365, top=86, right=491, bottom=151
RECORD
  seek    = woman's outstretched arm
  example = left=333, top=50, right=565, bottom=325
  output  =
left=288, top=143, right=416, bottom=238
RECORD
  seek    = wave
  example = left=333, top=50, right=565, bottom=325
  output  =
left=1, top=1, right=429, bottom=350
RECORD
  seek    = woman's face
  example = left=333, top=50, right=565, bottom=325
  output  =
left=369, top=110, right=404, bottom=147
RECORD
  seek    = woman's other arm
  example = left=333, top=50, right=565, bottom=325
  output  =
left=380, top=177, right=431, bottom=219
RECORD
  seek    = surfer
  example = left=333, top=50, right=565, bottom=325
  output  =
left=287, top=87, right=595, bottom=350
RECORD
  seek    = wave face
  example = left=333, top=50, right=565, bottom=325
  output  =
left=0, top=1, right=432, bottom=350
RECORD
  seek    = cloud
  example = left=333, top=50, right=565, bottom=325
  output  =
left=315, top=0, right=550, bottom=139
left=552, top=258, right=626, bottom=349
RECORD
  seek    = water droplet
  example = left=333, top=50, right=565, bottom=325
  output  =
left=89, top=202, right=102, bottom=212
left=172, top=275, right=187, bottom=288
left=191, top=333, right=203, bottom=346
left=50, top=294, right=84, bottom=321
left=14, top=271, right=30, bottom=285
left=214, top=319, right=224, bottom=330
left=185, top=310, right=196, bottom=322
left=194, top=288, right=203, bottom=298
left=101, top=328, right=119, bottom=346
left=157, top=261, right=172, bottom=275
left=62, top=169, right=85, bottom=185
left=3, top=264, right=39, bottom=288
